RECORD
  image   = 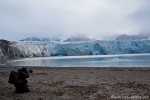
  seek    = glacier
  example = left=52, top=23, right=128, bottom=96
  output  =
left=2, top=40, right=150, bottom=58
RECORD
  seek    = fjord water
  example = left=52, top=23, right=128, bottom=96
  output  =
left=10, top=53, right=150, bottom=67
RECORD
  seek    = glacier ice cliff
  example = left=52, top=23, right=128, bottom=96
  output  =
left=2, top=40, right=149, bottom=57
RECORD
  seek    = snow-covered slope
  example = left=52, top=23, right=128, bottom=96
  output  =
left=8, top=40, right=150, bottom=57
left=63, top=36, right=91, bottom=42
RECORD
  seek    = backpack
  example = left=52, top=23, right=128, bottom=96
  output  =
left=8, top=71, right=19, bottom=84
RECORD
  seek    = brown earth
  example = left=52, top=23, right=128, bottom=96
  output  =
left=0, top=67, right=150, bottom=100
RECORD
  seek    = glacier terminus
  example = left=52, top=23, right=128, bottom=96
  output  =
left=1, top=40, right=150, bottom=58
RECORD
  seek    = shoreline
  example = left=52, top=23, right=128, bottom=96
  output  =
left=1, top=65, right=150, bottom=69
left=0, top=67, right=150, bottom=100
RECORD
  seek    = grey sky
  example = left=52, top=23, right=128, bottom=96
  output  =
left=0, top=0, right=150, bottom=41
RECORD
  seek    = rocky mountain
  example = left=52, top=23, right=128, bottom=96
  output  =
left=115, top=33, right=150, bottom=40
left=63, top=34, right=91, bottom=42
left=20, top=37, right=60, bottom=42
left=0, top=39, right=14, bottom=60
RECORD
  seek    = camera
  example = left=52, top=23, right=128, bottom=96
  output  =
left=29, top=70, right=33, bottom=73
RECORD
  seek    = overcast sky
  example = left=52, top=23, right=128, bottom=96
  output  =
left=0, top=0, right=150, bottom=41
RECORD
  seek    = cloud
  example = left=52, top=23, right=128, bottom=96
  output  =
left=0, top=0, right=150, bottom=41
left=129, top=0, right=150, bottom=32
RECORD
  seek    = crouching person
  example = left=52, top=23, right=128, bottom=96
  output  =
left=15, top=68, right=33, bottom=93
left=8, top=67, right=33, bottom=93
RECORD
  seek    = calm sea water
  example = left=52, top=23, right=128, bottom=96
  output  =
left=9, top=53, right=150, bottom=67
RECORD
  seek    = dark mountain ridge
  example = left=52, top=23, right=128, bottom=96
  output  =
left=20, top=37, right=60, bottom=42
left=115, top=33, right=150, bottom=40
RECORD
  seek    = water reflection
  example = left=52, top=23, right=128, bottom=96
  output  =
left=11, top=53, right=150, bottom=67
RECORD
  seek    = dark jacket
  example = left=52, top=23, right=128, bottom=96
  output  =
left=18, top=71, right=29, bottom=81
left=14, top=70, right=30, bottom=93
left=16, top=70, right=29, bottom=85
